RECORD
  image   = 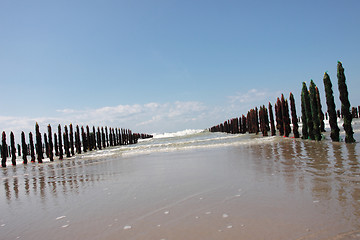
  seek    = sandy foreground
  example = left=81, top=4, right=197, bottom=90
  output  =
left=1, top=138, right=360, bottom=240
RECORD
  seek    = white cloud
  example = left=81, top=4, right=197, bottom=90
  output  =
left=0, top=101, right=211, bottom=142
left=0, top=89, right=284, bottom=143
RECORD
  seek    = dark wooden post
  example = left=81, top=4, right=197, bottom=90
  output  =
left=109, top=128, right=113, bottom=146
left=58, top=125, right=63, bottom=160
left=81, top=126, right=87, bottom=153
left=69, top=124, right=75, bottom=156
left=315, top=86, right=326, bottom=132
left=10, top=132, right=16, bottom=166
left=92, top=126, right=97, bottom=150
left=337, top=61, right=355, bottom=143
left=97, top=127, right=102, bottom=150
left=1, top=132, right=7, bottom=167
left=48, top=125, right=54, bottom=161
left=35, top=123, right=43, bottom=163
left=76, top=125, right=81, bottom=154
left=86, top=126, right=92, bottom=151
left=302, top=82, right=314, bottom=140
left=54, top=133, right=59, bottom=156
left=101, top=127, right=106, bottom=148
left=64, top=125, right=70, bottom=157
left=275, top=98, right=284, bottom=136
left=21, top=131, right=28, bottom=164
left=242, top=115, right=247, bottom=133
left=323, top=72, right=340, bottom=142
left=280, top=94, right=291, bottom=137
left=309, top=80, right=322, bottom=141
left=289, top=93, right=300, bottom=138
left=44, top=133, right=49, bottom=158
left=17, top=144, right=21, bottom=157
left=29, top=132, right=36, bottom=162
left=268, top=102, right=276, bottom=136
left=105, top=127, right=109, bottom=147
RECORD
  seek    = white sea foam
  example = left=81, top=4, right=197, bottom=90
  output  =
left=153, top=129, right=205, bottom=139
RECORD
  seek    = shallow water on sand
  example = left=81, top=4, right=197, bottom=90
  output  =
left=1, top=127, right=360, bottom=239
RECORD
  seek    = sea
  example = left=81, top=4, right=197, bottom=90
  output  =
left=1, top=119, right=360, bottom=239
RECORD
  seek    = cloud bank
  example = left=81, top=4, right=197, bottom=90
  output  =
left=0, top=88, right=281, bottom=141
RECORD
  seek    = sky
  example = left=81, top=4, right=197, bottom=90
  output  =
left=0, top=0, right=359, bottom=137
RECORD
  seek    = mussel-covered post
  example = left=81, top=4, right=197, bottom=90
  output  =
left=58, top=124, right=63, bottom=160
left=323, top=72, right=340, bottom=142
left=268, top=102, right=276, bottom=136
left=54, top=133, right=59, bottom=156
left=44, top=133, right=49, bottom=158
left=315, top=87, right=326, bottom=132
left=97, top=127, right=102, bottom=150
left=64, top=125, right=70, bottom=158
left=29, top=132, right=36, bottom=162
left=35, top=123, right=43, bottom=163
left=275, top=98, right=284, bottom=136
left=48, top=125, right=54, bottom=161
left=76, top=125, right=81, bottom=154
left=281, top=94, right=291, bottom=137
left=81, top=126, right=87, bottom=153
left=337, top=61, right=355, bottom=143
left=303, top=82, right=314, bottom=140
left=309, top=80, right=321, bottom=141
left=289, top=93, right=299, bottom=138
left=21, top=131, right=28, bottom=164
left=70, top=124, right=75, bottom=156
left=1, top=132, right=7, bottom=167
left=101, top=127, right=106, bottom=148
left=10, top=132, right=16, bottom=166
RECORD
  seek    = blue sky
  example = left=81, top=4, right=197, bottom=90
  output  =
left=0, top=0, right=359, bottom=135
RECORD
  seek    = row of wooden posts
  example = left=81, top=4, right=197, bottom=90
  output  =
left=1, top=123, right=153, bottom=167
left=210, top=62, right=357, bottom=143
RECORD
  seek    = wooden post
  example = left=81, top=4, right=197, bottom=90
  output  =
left=302, top=82, right=314, bottom=140
left=86, top=126, right=92, bottom=151
left=101, top=127, right=106, bottom=148
left=105, top=127, right=109, bottom=147
left=337, top=61, right=355, bottom=143
left=35, top=123, right=43, bottom=163
left=58, top=124, right=63, bottom=160
left=17, top=144, right=21, bottom=157
left=92, top=126, right=97, bottom=150
left=109, top=128, right=113, bottom=146
left=289, top=93, right=300, bottom=138
left=1, top=132, right=7, bottom=167
left=21, top=131, right=28, bottom=164
left=69, top=124, right=75, bottom=156
left=76, top=125, right=81, bottom=154
left=29, top=132, right=36, bottom=162
left=97, top=127, right=102, bottom=150
left=268, top=102, right=276, bottom=136
left=64, top=125, right=70, bottom=157
left=275, top=98, right=284, bottom=136
left=282, top=95, right=291, bottom=137
left=10, top=132, right=16, bottom=166
left=309, top=80, right=321, bottom=141
left=44, top=133, right=49, bottom=158
left=315, top=87, right=326, bottom=132
left=323, top=72, right=340, bottom=142
left=81, top=126, right=87, bottom=153
left=48, top=125, right=54, bottom=161
left=54, top=133, right=59, bottom=156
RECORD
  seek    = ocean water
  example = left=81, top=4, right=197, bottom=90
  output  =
left=1, top=120, right=360, bottom=239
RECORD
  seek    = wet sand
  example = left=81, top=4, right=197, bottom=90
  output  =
left=1, top=138, right=360, bottom=240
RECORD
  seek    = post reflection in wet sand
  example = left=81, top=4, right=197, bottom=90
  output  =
left=251, top=138, right=360, bottom=231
